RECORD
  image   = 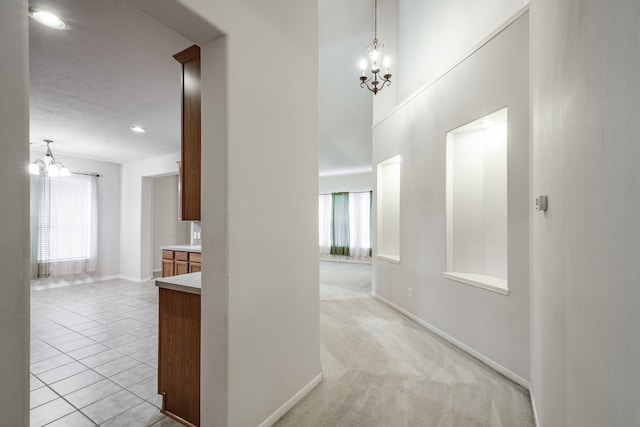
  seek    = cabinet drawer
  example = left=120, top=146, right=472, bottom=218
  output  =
left=162, top=250, right=174, bottom=260
left=175, top=251, right=189, bottom=261
left=189, top=252, right=201, bottom=263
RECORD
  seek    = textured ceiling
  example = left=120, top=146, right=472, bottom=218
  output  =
left=29, top=0, right=374, bottom=173
left=29, top=0, right=193, bottom=163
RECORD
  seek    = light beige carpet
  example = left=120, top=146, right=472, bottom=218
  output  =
left=275, top=261, right=534, bottom=427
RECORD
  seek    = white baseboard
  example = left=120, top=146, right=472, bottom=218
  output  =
left=117, top=275, right=154, bottom=283
left=32, top=274, right=121, bottom=290
left=258, top=372, right=323, bottom=427
left=371, top=291, right=530, bottom=389
left=531, top=390, right=540, bottom=427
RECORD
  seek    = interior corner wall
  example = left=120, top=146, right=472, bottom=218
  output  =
left=29, top=151, right=122, bottom=279
left=0, top=0, right=29, bottom=424
left=319, top=172, right=372, bottom=194
left=372, top=13, right=530, bottom=383
left=120, top=153, right=179, bottom=281
left=530, top=0, right=640, bottom=425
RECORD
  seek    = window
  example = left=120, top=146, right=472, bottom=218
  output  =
left=31, top=174, right=98, bottom=277
left=319, top=194, right=332, bottom=255
left=318, top=191, right=372, bottom=258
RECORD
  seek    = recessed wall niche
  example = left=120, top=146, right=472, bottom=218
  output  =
left=445, top=108, right=508, bottom=294
left=376, top=154, right=401, bottom=262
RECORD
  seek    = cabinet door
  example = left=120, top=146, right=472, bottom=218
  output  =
left=158, top=288, right=201, bottom=426
left=174, top=45, right=201, bottom=221
left=175, top=260, right=189, bottom=276
left=189, top=262, right=201, bottom=273
left=162, top=259, right=174, bottom=278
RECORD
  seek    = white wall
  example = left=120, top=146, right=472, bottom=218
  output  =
left=152, top=175, right=189, bottom=272
left=29, top=151, right=122, bottom=279
left=372, top=12, right=530, bottom=383
left=197, top=2, right=321, bottom=425
left=530, top=0, right=640, bottom=425
left=395, top=0, right=528, bottom=104
left=319, top=171, right=372, bottom=194
left=135, top=1, right=322, bottom=425
left=0, top=0, right=29, bottom=424
left=120, top=153, right=179, bottom=280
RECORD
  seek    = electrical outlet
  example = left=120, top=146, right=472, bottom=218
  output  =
left=408, top=288, right=413, bottom=298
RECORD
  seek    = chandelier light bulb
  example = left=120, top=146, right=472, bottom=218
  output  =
left=59, top=166, right=71, bottom=176
left=369, top=49, right=381, bottom=72
left=29, top=163, right=41, bottom=175
left=384, top=57, right=391, bottom=74
left=359, top=59, right=367, bottom=75
left=48, top=163, right=60, bottom=177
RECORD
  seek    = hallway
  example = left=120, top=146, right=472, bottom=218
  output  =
left=276, top=261, right=534, bottom=426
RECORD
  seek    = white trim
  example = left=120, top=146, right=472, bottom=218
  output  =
left=258, top=373, right=323, bottom=427
left=31, top=274, right=122, bottom=290
left=118, top=274, right=154, bottom=283
left=371, top=291, right=530, bottom=389
left=376, top=254, right=400, bottom=264
left=320, top=256, right=372, bottom=265
left=443, top=272, right=510, bottom=295
left=531, top=390, right=540, bottom=427
left=372, top=4, right=530, bottom=130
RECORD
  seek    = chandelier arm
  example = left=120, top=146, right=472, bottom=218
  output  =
left=360, top=79, right=373, bottom=92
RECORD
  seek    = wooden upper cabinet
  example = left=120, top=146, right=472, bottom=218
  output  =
left=174, top=45, right=201, bottom=221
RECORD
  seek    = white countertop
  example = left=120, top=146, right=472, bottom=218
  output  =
left=155, top=272, right=201, bottom=295
left=161, top=244, right=201, bottom=253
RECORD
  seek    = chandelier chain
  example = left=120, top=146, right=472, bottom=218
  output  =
left=373, top=0, right=378, bottom=41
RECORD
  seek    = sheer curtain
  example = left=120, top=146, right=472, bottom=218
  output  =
left=319, top=194, right=332, bottom=255
left=31, top=174, right=98, bottom=278
left=349, top=192, right=371, bottom=257
left=330, top=192, right=350, bottom=255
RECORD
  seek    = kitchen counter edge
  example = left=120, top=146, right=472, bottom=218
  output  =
left=161, top=245, right=202, bottom=253
left=155, top=272, right=201, bottom=295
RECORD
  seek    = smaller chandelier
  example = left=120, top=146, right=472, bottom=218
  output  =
left=359, top=0, right=392, bottom=95
left=29, top=139, right=71, bottom=177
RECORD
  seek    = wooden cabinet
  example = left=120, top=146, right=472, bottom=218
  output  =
left=189, top=252, right=201, bottom=273
left=162, top=250, right=202, bottom=278
left=174, top=251, right=189, bottom=275
left=162, top=251, right=175, bottom=277
left=158, top=288, right=200, bottom=426
left=174, top=45, right=201, bottom=221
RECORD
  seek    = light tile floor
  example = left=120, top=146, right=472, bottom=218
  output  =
left=30, top=279, right=182, bottom=427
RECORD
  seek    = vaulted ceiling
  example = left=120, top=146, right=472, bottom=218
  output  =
left=29, top=0, right=373, bottom=174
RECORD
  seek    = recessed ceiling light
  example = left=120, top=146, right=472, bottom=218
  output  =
left=29, top=7, right=67, bottom=30
left=130, top=126, right=147, bottom=133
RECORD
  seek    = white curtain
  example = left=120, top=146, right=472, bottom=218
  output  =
left=31, top=174, right=98, bottom=278
left=349, top=192, right=371, bottom=257
left=319, top=194, right=332, bottom=255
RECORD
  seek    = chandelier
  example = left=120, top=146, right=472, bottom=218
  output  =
left=359, top=0, right=392, bottom=95
left=29, top=140, right=71, bottom=177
